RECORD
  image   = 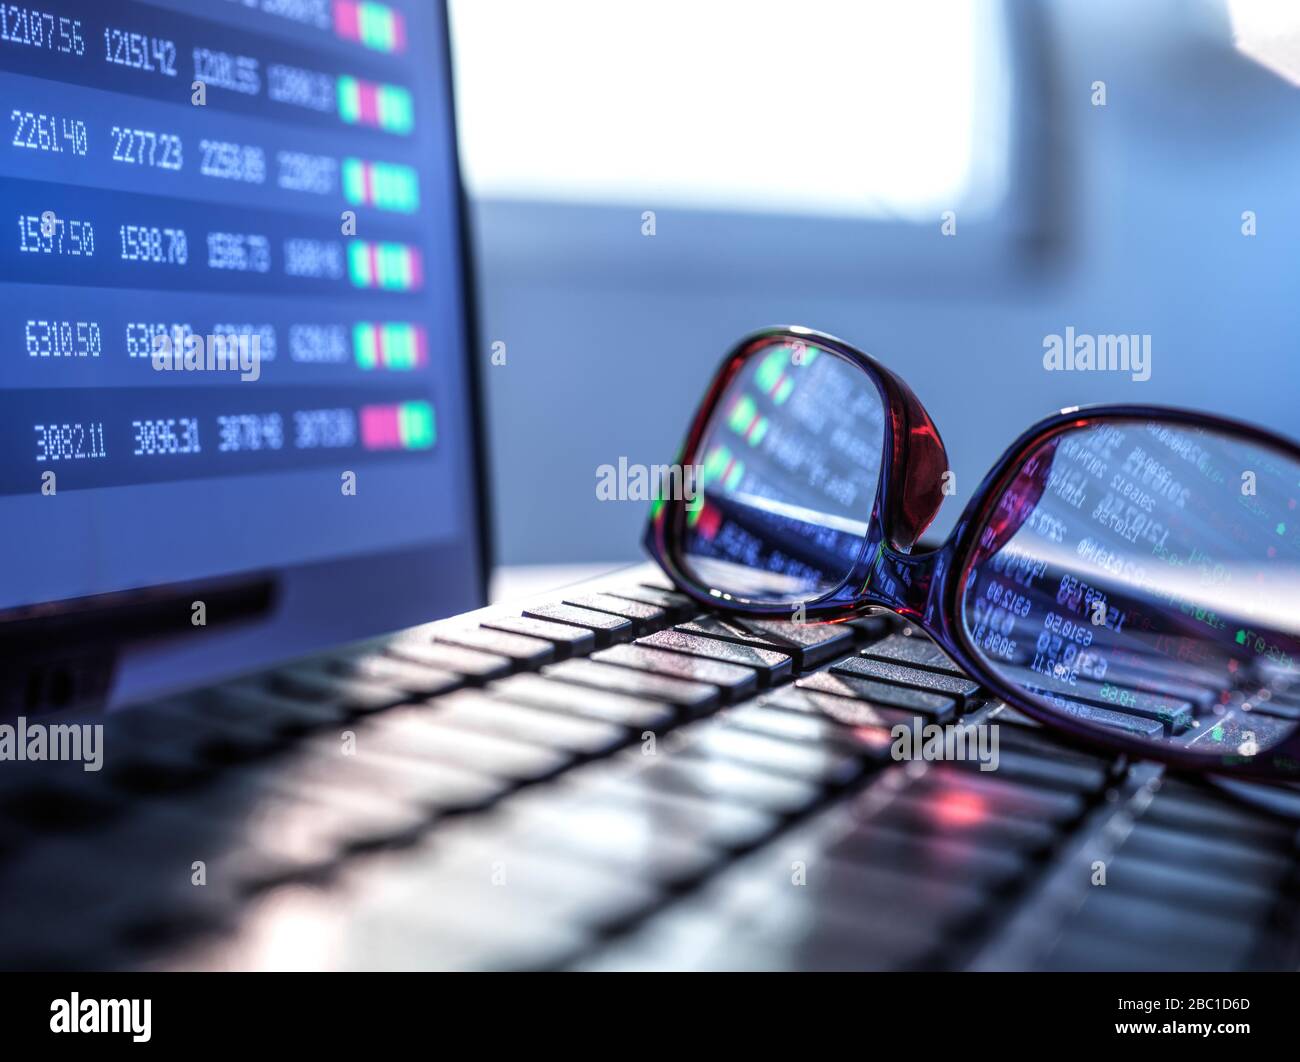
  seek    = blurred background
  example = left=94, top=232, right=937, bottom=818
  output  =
left=449, top=0, right=1300, bottom=569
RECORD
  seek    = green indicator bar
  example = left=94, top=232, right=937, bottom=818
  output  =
left=383, top=324, right=411, bottom=369
left=347, top=241, right=372, bottom=286
left=342, top=157, right=367, bottom=204
left=354, top=322, right=378, bottom=369
left=393, top=166, right=419, bottom=210
left=755, top=349, right=786, bottom=392
left=376, top=243, right=402, bottom=288
left=370, top=163, right=388, bottom=206
left=725, top=461, right=745, bottom=491
left=338, top=76, right=362, bottom=124
left=728, top=395, right=756, bottom=434
left=702, top=446, right=731, bottom=484
left=359, top=4, right=391, bottom=50
left=375, top=162, right=418, bottom=212
left=398, top=401, right=436, bottom=449
left=380, top=85, right=413, bottom=133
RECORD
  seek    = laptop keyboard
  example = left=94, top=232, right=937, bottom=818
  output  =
left=2, top=569, right=1299, bottom=971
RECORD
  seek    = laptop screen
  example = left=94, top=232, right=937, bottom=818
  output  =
left=0, top=0, right=485, bottom=700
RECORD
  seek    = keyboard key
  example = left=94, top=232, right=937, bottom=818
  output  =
left=984, top=703, right=1042, bottom=728
left=386, top=642, right=512, bottom=683
left=1064, top=890, right=1256, bottom=970
left=488, top=673, right=675, bottom=731
left=0, top=818, right=239, bottom=950
left=724, top=702, right=871, bottom=744
left=1090, top=660, right=1218, bottom=713
left=319, top=653, right=460, bottom=698
left=822, top=822, right=1029, bottom=891
left=794, top=671, right=957, bottom=721
left=1142, top=779, right=1297, bottom=844
left=861, top=633, right=965, bottom=676
left=543, top=659, right=719, bottom=713
left=261, top=740, right=508, bottom=814
left=637, top=629, right=792, bottom=685
left=874, top=792, right=1061, bottom=853
left=912, top=766, right=1088, bottom=825
left=0, top=764, right=126, bottom=831
left=610, top=753, right=822, bottom=816
left=310, top=859, right=604, bottom=970
left=1250, top=697, right=1300, bottom=722
left=674, top=615, right=852, bottom=670
left=1044, top=933, right=1233, bottom=972
left=949, top=747, right=1109, bottom=793
left=483, top=811, right=717, bottom=888
left=179, top=781, right=427, bottom=888
left=193, top=874, right=590, bottom=973
left=720, top=702, right=901, bottom=758
left=739, top=619, right=856, bottom=668
left=178, top=686, right=345, bottom=739
left=352, top=708, right=572, bottom=783
left=563, top=593, right=666, bottom=635
left=270, top=665, right=415, bottom=711
left=558, top=773, right=780, bottom=851
left=732, top=841, right=991, bottom=941
left=681, top=723, right=863, bottom=787
left=1119, top=820, right=1293, bottom=881
left=989, top=719, right=1116, bottom=767
left=508, top=777, right=774, bottom=853
left=1005, top=666, right=1194, bottom=732
left=1105, top=850, right=1278, bottom=922
left=592, top=644, right=758, bottom=702
left=481, top=616, right=595, bottom=658
left=1013, top=693, right=1165, bottom=738
left=758, top=685, right=943, bottom=736
left=601, top=585, right=696, bottom=621
left=521, top=604, right=633, bottom=647
left=367, top=829, right=662, bottom=933
left=432, top=627, right=555, bottom=669
left=105, top=703, right=268, bottom=777
left=429, top=691, right=627, bottom=757
left=578, top=890, right=936, bottom=972
left=831, top=656, right=981, bottom=705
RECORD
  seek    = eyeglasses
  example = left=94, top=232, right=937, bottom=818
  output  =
left=644, top=326, right=1300, bottom=779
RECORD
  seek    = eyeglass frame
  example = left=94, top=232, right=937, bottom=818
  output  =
left=643, top=325, right=1300, bottom=780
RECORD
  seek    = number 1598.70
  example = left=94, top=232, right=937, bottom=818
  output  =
left=119, top=223, right=187, bottom=265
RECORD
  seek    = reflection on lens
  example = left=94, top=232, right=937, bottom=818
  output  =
left=678, top=338, right=886, bottom=605
left=962, top=419, right=1300, bottom=767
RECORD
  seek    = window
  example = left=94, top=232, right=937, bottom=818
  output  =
left=451, top=0, right=1013, bottom=221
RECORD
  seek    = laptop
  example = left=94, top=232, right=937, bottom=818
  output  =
left=0, top=0, right=1296, bottom=974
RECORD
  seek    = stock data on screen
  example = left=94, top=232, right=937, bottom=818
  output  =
left=962, top=421, right=1300, bottom=759
left=0, top=0, right=470, bottom=609
left=680, top=339, right=885, bottom=603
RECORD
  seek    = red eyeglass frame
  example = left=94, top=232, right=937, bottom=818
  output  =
left=644, top=326, right=1300, bottom=780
